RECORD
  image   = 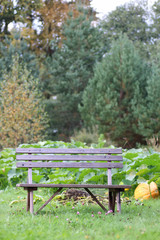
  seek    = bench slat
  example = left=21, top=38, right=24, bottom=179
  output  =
left=16, top=162, right=123, bottom=168
left=16, top=183, right=131, bottom=189
left=16, top=148, right=122, bottom=154
left=16, top=155, right=123, bottom=161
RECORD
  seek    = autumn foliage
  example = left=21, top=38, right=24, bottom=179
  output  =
left=17, top=0, right=93, bottom=55
left=0, top=57, right=48, bottom=148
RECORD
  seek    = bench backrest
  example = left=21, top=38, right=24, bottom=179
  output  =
left=16, top=148, right=123, bottom=185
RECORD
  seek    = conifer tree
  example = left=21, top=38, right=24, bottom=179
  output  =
left=135, top=61, right=160, bottom=145
left=80, top=35, right=150, bottom=148
left=44, top=9, right=105, bottom=139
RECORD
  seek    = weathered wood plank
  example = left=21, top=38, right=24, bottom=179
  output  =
left=16, top=162, right=123, bottom=168
left=16, top=148, right=122, bottom=154
left=16, top=183, right=131, bottom=189
left=16, top=155, right=123, bottom=161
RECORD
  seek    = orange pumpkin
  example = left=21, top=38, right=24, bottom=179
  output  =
left=134, top=182, right=159, bottom=200
left=150, top=182, right=159, bottom=199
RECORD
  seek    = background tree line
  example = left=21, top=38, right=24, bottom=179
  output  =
left=0, top=0, right=160, bottom=148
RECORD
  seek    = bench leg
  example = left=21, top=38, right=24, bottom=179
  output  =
left=35, top=187, right=63, bottom=215
left=27, top=190, right=30, bottom=212
left=108, top=190, right=116, bottom=213
left=26, top=189, right=34, bottom=214
left=112, top=192, right=116, bottom=212
left=116, top=191, right=121, bottom=213
left=24, top=187, right=37, bottom=214
left=108, top=190, right=112, bottom=211
left=84, top=188, right=108, bottom=212
left=30, top=190, right=34, bottom=214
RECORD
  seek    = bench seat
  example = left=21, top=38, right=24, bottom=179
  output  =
left=17, top=183, right=131, bottom=190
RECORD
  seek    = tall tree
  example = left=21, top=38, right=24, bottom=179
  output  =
left=43, top=9, right=105, bottom=140
left=0, top=56, right=48, bottom=148
left=0, top=0, right=93, bottom=56
left=100, top=1, right=151, bottom=57
left=134, top=52, right=160, bottom=145
left=80, top=35, right=150, bottom=148
left=30, top=0, right=93, bottom=56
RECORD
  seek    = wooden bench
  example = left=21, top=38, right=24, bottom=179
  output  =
left=16, top=148, right=131, bottom=214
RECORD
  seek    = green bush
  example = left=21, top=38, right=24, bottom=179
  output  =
left=71, top=127, right=104, bottom=146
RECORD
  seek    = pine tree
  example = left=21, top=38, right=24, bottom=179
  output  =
left=44, top=9, right=105, bottom=139
left=135, top=61, right=160, bottom=145
left=80, top=35, right=150, bottom=148
left=0, top=56, right=48, bottom=148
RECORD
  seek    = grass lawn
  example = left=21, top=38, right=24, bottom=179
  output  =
left=0, top=188, right=160, bottom=240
